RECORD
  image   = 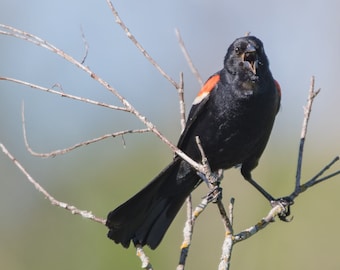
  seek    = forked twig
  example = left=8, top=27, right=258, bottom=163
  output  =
left=291, top=156, right=340, bottom=198
left=175, top=29, right=203, bottom=87
left=294, top=76, right=320, bottom=191
left=217, top=77, right=339, bottom=270
left=0, top=143, right=105, bottom=224
left=105, top=0, right=178, bottom=89
left=0, top=24, right=205, bottom=175
left=177, top=136, right=230, bottom=269
left=0, top=77, right=129, bottom=112
left=21, top=102, right=150, bottom=157
left=0, top=19, right=203, bottom=270
left=288, top=76, right=340, bottom=200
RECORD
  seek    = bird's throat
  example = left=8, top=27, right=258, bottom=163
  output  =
left=241, top=80, right=256, bottom=91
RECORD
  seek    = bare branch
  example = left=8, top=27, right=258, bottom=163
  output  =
left=0, top=143, right=105, bottom=224
left=178, top=136, right=231, bottom=269
left=286, top=77, right=340, bottom=201
left=0, top=24, right=146, bottom=114
left=228, top=198, right=235, bottom=227
left=1, top=77, right=129, bottom=112
left=24, top=128, right=150, bottom=158
left=105, top=0, right=178, bottom=89
left=178, top=72, right=186, bottom=132
left=177, top=195, right=192, bottom=270
left=175, top=29, right=203, bottom=87
left=218, top=198, right=235, bottom=270
left=0, top=24, right=93, bottom=76
left=295, top=76, right=320, bottom=190
left=218, top=76, right=339, bottom=269
left=0, top=24, right=204, bottom=174
left=136, top=245, right=153, bottom=270
left=291, top=156, right=340, bottom=197
left=22, top=100, right=150, bottom=157
left=80, top=25, right=89, bottom=64
left=178, top=196, right=210, bottom=269
left=233, top=204, right=283, bottom=243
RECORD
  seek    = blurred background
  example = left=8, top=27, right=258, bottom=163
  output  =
left=1, top=0, right=340, bottom=269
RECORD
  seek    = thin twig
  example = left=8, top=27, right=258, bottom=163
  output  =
left=195, top=137, right=235, bottom=270
left=195, top=136, right=235, bottom=270
left=228, top=198, right=235, bottom=227
left=80, top=25, right=89, bottom=64
left=176, top=69, right=194, bottom=270
left=136, top=245, right=153, bottom=270
left=175, top=29, right=203, bottom=87
left=233, top=204, right=282, bottom=243
left=178, top=136, right=224, bottom=269
left=22, top=101, right=150, bottom=157
left=291, top=156, right=340, bottom=197
left=295, top=76, right=320, bottom=191
left=1, top=77, right=129, bottom=112
left=195, top=136, right=212, bottom=186
left=105, top=0, right=178, bottom=89
left=218, top=76, right=338, bottom=269
left=0, top=143, right=105, bottom=224
left=178, top=72, right=186, bottom=132
left=0, top=25, right=204, bottom=174
left=177, top=195, right=193, bottom=270
left=218, top=198, right=235, bottom=270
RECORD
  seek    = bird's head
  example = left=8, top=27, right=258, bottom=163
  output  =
left=224, top=36, right=270, bottom=80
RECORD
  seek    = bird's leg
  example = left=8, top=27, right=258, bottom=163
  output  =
left=243, top=176, right=275, bottom=202
left=241, top=168, right=294, bottom=221
left=197, top=170, right=223, bottom=203
left=206, top=185, right=223, bottom=203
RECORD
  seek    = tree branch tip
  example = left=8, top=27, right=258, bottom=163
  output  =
left=174, top=28, right=180, bottom=36
left=79, top=211, right=95, bottom=219
left=310, top=88, right=321, bottom=99
left=57, top=202, right=68, bottom=208
left=79, top=25, right=89, bottom=65
left=136, top=245, right=153, bottom=270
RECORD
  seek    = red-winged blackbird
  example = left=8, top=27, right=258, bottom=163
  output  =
left=106, top=36, right=281, bottom=249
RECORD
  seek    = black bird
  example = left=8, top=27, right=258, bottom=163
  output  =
left=106, top=36, right=281, bottom=249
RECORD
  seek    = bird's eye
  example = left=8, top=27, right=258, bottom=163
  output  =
left=234, top=46, right=240, bottom=55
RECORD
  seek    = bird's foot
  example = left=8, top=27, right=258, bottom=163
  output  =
left=270, top=197, right=294, bottom=222
left=205, top=186, right=223, bottom=203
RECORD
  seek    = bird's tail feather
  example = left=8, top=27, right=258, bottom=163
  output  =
left=106, top=158, right=199, bottom=249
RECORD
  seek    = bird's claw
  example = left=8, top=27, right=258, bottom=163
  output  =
left=205, top=186, right=223, bottom=203
left=270, top=197, right=294, bottom=222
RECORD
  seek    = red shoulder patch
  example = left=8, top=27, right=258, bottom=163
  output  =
left=193, top=74, right=220, bottom=105
left=274, top=79, right=281, bottom=97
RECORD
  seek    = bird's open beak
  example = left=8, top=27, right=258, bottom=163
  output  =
left=242, top=44, right=258, bottom=74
